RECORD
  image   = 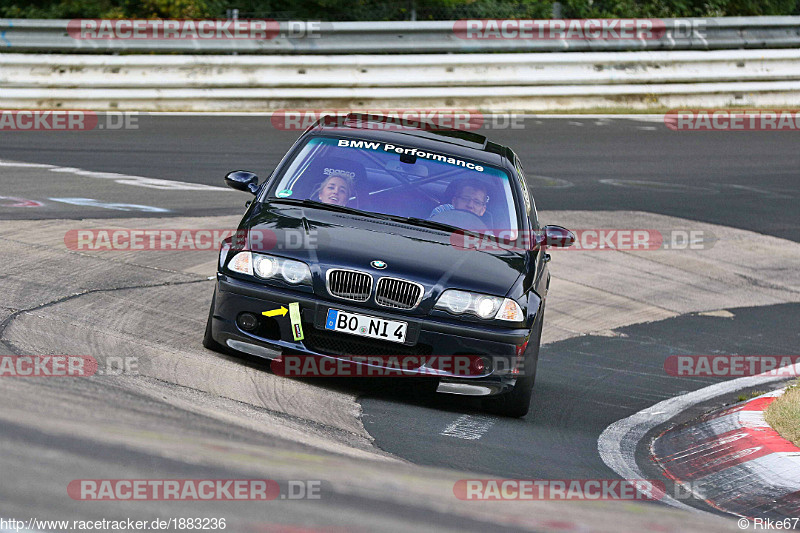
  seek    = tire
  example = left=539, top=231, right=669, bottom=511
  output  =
left=483, top=304, right=544, bottom=418
left=202, top=288, right=227, bottom=353
left=483, top=366, right=536, bottom=418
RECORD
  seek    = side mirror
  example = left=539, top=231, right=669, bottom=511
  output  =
left=538, top=225, right=575, bottom=248
left=225, top=170, right=259, bottom=194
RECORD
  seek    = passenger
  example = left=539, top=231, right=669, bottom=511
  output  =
left=314, top=172, right=354, bottom=206
left=430, top=179, right=489, bottom=218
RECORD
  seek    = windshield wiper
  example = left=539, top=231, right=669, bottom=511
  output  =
left=268, top=198, right=495, bottom=239
left=393, top=217, right=465, bottom=234
left=396, top=217, right=505, bottom=244
left=267, top=198, right=395, bottom=221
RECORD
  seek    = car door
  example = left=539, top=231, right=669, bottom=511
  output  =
left=514, top=157, right=550, bottom=302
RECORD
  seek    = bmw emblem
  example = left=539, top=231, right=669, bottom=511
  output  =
left=371, top=260, right=387, bottom=269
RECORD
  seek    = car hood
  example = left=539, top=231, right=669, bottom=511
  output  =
left=244, top=204, right=525, bottom=305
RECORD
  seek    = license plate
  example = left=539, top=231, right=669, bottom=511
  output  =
left=324, top=309, right=407, bottom=344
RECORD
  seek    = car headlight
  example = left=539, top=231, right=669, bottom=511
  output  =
left=475, top=295, right=500, bottom=318
left=253, top=254, right=276, bottom=278
left=236, top=252, right=312, bottom=285
left=281, top=260, right=310, bottom=284
left=442, top=290, right=471, bottom=314
left=434, top=289, right=524, bottom=322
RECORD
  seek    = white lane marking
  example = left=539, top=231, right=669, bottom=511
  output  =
left=723, top=184, right=794, bottom=199
left=527, top=175, right=574, bottom=189
left=598, top=362, right=800, bottom=512
left=636, top=126, right=657, bottom=131
left=617, top=115, right=667, bottom=123
left=599, top=179, right=717, bottom=194
left=0, top=161, right=56, bottom=168
left=0, top=159, right=230, bottom=191
left=698, top=310, right=735, bottom=318
left=440, top=415, right=495, bottom=440
left=0, top=195, right=43, bottom=207
left=49, top=197, right=170, bottom=213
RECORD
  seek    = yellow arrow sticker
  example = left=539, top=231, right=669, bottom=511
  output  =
left=262, top=306, right=288, bottom=318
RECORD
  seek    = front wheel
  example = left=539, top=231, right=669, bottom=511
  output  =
left=483, top=366, right=536, bottom=418
left=483, top=304, right=544, bottom=418
left=202, top=288, right=226, bottom=353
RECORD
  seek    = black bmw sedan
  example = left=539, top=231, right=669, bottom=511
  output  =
left=204, top=114, right=573, bottom=417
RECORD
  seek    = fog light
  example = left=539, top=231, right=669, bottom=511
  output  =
left=471, top=356, right=493, bottom=375
left=237, top=312, right=259, bottom=331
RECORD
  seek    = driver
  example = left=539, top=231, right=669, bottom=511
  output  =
left=314, top=171, right=355, bottom=207
left=430, top=179, right=489, bottom=219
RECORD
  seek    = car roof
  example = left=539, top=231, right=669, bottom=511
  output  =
left=304, top=113, right=515, bottom=168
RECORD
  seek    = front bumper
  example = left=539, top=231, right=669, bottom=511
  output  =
left=211, top=274, right=534, bottom=396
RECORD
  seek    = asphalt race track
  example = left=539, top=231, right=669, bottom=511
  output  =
left=1, top=115, right=798, bottom=531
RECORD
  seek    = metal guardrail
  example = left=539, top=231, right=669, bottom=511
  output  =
left=1, top=17, right=800, bottom=54
left=2, top=49, right=799, bottom=111
left=3, top=49, right=799, bottom=87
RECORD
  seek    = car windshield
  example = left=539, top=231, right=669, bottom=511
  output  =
left=265, top=136, right=519, bottom=234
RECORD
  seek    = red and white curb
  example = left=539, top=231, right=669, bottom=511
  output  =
left=652, top=389, right=800, bottom=519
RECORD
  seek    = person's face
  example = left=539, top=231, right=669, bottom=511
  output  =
left=318, top=176, right=349, bottom=206
left=452, top=185, right=487, bottom=216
